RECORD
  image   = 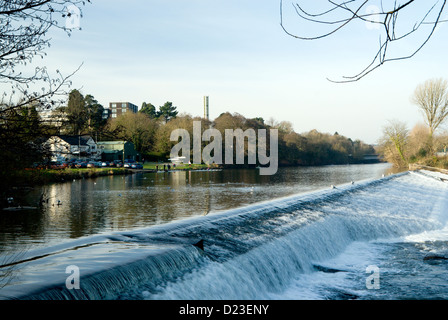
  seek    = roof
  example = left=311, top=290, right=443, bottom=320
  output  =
left=97, top=141, right=127, bottom=145
left=56, top=135, right=93, bottom=146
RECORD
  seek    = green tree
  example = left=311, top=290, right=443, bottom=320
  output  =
left=0, top=104, right=51, bottom=201
left=84, top=94, right=105, bottom=134
left=0, top=1, right=90, bottom=206
left=66, top=89, right=87, bottom=135
left=109, top=112, right=158, bottom=154
left=379, top=120, right=409, bottom=167
left=140, top=102, right=157, bottom=118
left=157, top=102, right=178, bottom=122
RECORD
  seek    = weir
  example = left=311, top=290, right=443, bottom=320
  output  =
left=1, top=170, right=447, bottom=300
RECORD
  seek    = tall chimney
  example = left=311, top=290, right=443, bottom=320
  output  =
left=204, top=96, right=209, bottom=120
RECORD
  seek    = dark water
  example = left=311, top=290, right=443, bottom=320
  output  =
left=0, top=164, right=396, bottom=254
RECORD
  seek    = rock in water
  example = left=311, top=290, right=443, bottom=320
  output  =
left=423, top=254, right=448, bottom=261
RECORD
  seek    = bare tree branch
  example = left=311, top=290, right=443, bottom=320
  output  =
left=280, top=0, right=447, bottom=82
left=0, top=1, right=90, bottom=189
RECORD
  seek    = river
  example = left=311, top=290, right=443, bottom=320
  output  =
left=4, top=163, right=448, bottom=301
left=0, top=163, right=396, bottom=254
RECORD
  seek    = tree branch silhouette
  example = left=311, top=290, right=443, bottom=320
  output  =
left=280, top=0, right=447, bottom=82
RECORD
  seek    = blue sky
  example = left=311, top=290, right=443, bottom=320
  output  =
left=41, top=0, right=448, bottom=144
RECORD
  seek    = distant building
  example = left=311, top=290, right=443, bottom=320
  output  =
left=102, top=108, right=111, bottom=120
left=97, top=141, right=140, bottom=162
left=46, top=135, right=100, bottom=162
left=109, top=102, right=138, bottom=119
left=39, top=109, right=68, bottom=130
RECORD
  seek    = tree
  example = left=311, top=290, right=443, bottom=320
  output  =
left=0, top=102, right=52, bottom=203
left=0, top=0, right=90, bottom=185
left=0, top=1, right=90, bottom=113
left=64, top=91, right=105, bottom=135
left=411, top=78, right=448, bottom=138
left=280, top=0, right=447, bottom=82
left=154, top=114, right=197, bottom=156
left=379, top=120, right=409, bottom=167
left=408, top=123, right=432, bottom=161
left=140, top=102, right=157, bottom=118
left=66, top=89, right=87, bottom=134
left=214, top=112, right=247, bottom=132
left=109, top=112, right=158, bottom=154
left=84, top=94, right=105, bottom=134
left=157, top=102, right=178, bottom=122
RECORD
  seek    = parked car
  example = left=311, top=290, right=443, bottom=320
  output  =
left=131, top=163, right=143, bottom=169
left=65, top=161, right=75, bottom=168
left=101, top=161, right=110, bottom=167
left=75, top=161, right=87, bottom=168
left=87, top=161, right=102, bottom=168
left=112, top=160, right=123, bottom=167
left=50, top=161, right=66, bottom=169
left=123, top=162, right=130, bottom=168
left=87, top=161, right=95, bottom=168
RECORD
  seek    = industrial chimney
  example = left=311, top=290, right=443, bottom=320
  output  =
left=204, top=96, right=209, bottom=120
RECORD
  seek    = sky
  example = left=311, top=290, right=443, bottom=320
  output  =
left=36, top=0, right=448, bottom=144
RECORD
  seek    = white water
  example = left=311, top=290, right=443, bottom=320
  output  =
left=1, top=170, right=448, bottom=300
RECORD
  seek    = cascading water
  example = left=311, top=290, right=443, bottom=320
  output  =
left=1, top=170, right=448, bottom=300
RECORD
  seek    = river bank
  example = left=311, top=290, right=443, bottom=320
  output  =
left=409, top=163, right=448, bottom=175
left=8, top=167, right=133, bottom=186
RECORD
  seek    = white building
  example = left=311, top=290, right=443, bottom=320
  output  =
left=46, top=135, right=100, bottom=162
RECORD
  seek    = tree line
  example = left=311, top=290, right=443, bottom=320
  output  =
left=0, top=87, right=377, bottom=176
left=49, top=89, right=375, bottom=166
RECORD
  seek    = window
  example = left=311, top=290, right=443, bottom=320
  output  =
left=122, top=103, right=127, bottom=108
left=112, top=114, right=117, bottom=118
left=111, top=103, right=117, bottom=108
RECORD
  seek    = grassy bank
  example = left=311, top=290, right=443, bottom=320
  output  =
left=13, top=167, right=133, bottom=186
left=7, top=163, right=220, bottom=189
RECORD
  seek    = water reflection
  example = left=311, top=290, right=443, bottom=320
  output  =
left=0, top=163, right=397, bottom=254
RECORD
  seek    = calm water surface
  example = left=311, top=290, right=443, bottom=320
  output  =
left=0, top=163, right=397, bottom=254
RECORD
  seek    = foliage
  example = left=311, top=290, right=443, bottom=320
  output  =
left=64, top=89, right=106, bottom=135
left=157, top=101, right=178, bottom=122
left=150, top=111, right=375, bottom=166
left=378, top=120, right=409, bottom=168
left=379, top=78, right=448, bottom=169
left=108, top=112, right=158, bottom=154
left=140, top=102, right=157, bottom=118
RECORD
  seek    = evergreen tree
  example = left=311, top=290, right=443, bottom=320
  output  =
left=157, top=102, right=178, bottom=122
left=66, top=89, right=87, bottom=135
left=84, top=94, right=105, bottom=134
left=140, top=102, right=157, bottom=118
